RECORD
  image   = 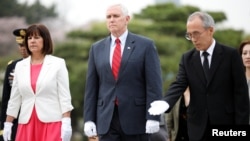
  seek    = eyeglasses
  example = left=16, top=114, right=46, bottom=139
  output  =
left=185, top=29, right=207, bottom=40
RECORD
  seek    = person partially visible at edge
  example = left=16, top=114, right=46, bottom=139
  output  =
left=0, top=28, right=29, bottom=141
left=238, top=40, right=250, bottom=124
left=2, top=24, right=74, bottom=141
left=83, top=3, right=163, bottom=141
left=148, top=11, right=249, bottom=141
left=166, top=87, right=189, bottom=141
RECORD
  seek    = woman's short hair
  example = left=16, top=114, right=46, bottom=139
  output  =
left=24, top=24, right=53, bottom=55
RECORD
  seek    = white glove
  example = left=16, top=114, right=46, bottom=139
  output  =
left=148, top=100, right=169, bottom=115
left=3, top=122, right=13, bottom=141
left=61, top=117, right=72, bottom=141
left=145, top=120, right=160, bottom=134
left=84, top=121, right=97, bottom=137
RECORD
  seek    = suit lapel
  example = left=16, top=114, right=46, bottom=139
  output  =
left=207, top=43, right=223, bottom=85
left=118, top=33, right=135, bottom=79
left=103, top=37, right=114, bottom=79
left=21, top=56, right=34, bottom=95
left=36, top=55, right=50, bottom=94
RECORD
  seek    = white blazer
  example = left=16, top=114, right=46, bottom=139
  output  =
left=6, top=55, right=74, bottom=124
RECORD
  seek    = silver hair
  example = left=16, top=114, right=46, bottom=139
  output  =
left=110, top=4, right=129, bottom=16
left=187, top=11, right=215, bottom=28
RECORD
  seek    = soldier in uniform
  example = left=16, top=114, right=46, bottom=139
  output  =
left=0, top=28, right=29, bottom=141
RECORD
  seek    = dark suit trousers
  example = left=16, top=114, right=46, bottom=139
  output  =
left=99, top=105, right=149, bottom=141
left=198, top=119, right=211, bottom=141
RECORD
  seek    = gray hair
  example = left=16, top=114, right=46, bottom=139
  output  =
left=187, top=11, right=215, bottom=28
left=110, top=4, right=129, bottom=16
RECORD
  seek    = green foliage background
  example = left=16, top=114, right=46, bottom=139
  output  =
left=1, top=2, right=250, bottom=141
left=0, top=0, right=57, bottom=24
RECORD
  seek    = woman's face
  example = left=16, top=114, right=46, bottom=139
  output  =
left=27, top=34, right=44, bottom=54
left=242, top=44, right=250, bottom=68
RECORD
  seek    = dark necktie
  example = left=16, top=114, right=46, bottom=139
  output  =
left=112, top=38, right=121, bottom=80
left=202, top=51, right=210, bottom=82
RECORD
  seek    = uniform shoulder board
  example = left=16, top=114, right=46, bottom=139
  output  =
left=7, top=60, right=14, bottom=65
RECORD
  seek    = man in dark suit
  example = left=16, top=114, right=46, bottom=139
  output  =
left=148, top=11, right=249, bottom=141
left=0, top=28, right=28, bottom=141
left=83, top=3, right=163, bottom=141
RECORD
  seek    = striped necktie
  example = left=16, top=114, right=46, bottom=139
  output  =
left=112, top=38, right=121, bottom=80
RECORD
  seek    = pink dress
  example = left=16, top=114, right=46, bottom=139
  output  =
left=15, top=64, right=62, bottom=141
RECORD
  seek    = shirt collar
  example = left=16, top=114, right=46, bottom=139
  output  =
left=111, top=30, right=128, bottom=46
left=200, top=38, right=216, bottom=56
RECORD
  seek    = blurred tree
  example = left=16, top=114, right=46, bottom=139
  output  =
left=1, top=2, right=248, bottom=141
left=0, top=0, right=20, bottom=17
left=214, top=29, right=244, bottom=47
left=24, top=0, right=57, bottom=24
left=0, top=0, right=57, bottom=24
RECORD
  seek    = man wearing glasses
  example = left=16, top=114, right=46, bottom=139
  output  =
left=148, top=11, right=249, bottom=141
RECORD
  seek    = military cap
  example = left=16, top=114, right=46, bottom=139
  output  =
left=13, top=28, right=26, bottom=44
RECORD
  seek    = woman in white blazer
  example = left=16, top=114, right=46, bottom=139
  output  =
left=3, top=24, right=74, bottom=141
